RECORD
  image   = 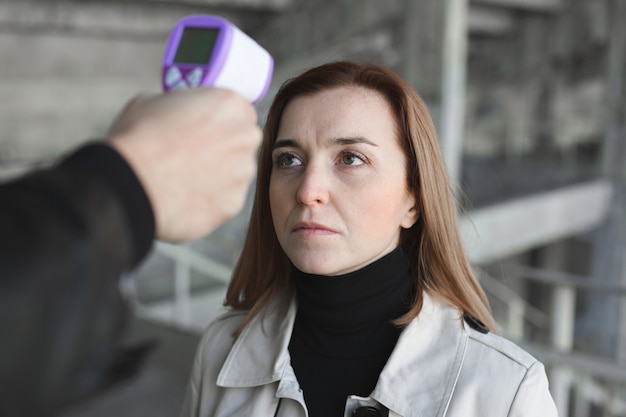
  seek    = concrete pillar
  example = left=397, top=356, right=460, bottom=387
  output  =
left=401, top=0, right=445, bottom=102
left=401, top=0, right=468, bottom=185
left=603, top=0, right=626, bottom=369
left=545, top=242, right=576, bottom=417
left=174, top=244, right=192, bottom=327
left=439, top=0, right=469, bottom=184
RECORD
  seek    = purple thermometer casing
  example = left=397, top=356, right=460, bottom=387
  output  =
left=162, top=15, right=273, bottom=104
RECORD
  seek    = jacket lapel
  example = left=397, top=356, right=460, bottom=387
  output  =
left=371, top=293, right=469, bottom=417
left=216, top=296, right=297, bottom=388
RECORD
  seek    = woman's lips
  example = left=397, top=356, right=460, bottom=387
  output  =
left=292, top=222, right=338, bottom=236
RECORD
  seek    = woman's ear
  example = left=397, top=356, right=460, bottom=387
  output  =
left=401, top=206, right=419, bottom=229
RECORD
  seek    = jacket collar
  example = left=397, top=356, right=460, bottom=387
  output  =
left=216, top=292, right=468, bottom=417
left=216, top=295, right=297, bottom=388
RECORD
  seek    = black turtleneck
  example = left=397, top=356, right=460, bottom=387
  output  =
left=288, top=248, right=414, bottom=417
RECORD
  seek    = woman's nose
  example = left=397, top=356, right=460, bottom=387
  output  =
left=295, top=164, right=330, bottom=206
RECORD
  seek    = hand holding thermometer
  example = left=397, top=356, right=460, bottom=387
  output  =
left=162, top=15, right=274, bottom=103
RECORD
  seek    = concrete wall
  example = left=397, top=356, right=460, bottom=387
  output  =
left=0, top=1, right=238, bottom=179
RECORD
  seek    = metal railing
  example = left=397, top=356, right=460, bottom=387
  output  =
left=479, top=265, right=626, bottom=417
left=127, top=243, right=626, bottom=417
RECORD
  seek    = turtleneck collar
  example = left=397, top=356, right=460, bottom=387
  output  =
left=288, top=248, right=415, bottom=414
left=291, top=247, right=415, bottom=357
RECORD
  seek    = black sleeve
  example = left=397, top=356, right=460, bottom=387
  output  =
left=0, top=142, right=156, bottom=416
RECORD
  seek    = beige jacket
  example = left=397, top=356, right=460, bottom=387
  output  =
left=180, top=293, right=558, bottom=417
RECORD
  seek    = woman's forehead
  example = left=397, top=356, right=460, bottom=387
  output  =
left=276, top=86, right=397, bottom=139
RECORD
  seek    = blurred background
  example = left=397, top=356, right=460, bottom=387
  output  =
left=1, top=0, right=624, bottom=416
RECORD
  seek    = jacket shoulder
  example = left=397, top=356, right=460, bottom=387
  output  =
left=453, top=326, right=557, bottom=415
left=466, top=326, right=538, bottom=369
left=199, top=308, right=248, bottom=346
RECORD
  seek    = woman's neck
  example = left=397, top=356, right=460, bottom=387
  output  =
left=291, top=247, right=415, bottom=357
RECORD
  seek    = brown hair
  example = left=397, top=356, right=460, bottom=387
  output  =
left=225, top=61, right=496, bottom=332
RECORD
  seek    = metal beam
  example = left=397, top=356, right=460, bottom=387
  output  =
left=470, top=0, right=562, bottom=12
left=522, top=343, right=626, bottom=382
left=468, top=5, right=516, bottom=35
left=0, top=0, right=271, bottom=39
left=460, top=180, right=614, bottom=264
left=501, top=264, right=626, bottom=295
left=0, top=2, right=192, bottom=39
left=144, top=0, right=291, bottom=10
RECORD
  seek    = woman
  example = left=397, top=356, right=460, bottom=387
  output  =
left=180, top=62, right=557, bottom=417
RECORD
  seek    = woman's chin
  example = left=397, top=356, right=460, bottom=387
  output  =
left=291, top=258, right=360, bottom=277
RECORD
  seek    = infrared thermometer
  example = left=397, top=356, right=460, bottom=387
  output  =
left=162, top=15, right=274, bottom=103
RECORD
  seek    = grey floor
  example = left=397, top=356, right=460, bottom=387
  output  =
left=60, top=317, right=201, bottom=417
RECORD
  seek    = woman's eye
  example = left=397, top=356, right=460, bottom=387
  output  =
left=340, top=152, right=365, bottom=166
left=276, top=153, right=303, bottom=168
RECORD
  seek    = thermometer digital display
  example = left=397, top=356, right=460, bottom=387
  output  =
left=162, top=15, right=274, bottom=103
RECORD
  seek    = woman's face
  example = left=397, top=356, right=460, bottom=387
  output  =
left=269, top=86, right=417, bottom=276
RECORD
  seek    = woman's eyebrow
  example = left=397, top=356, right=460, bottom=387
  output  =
left=273, top=139, right=299, bottom=150
left=332, top=137, right=378, bottom=147
left=272, top=136, right=378, bottom=150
